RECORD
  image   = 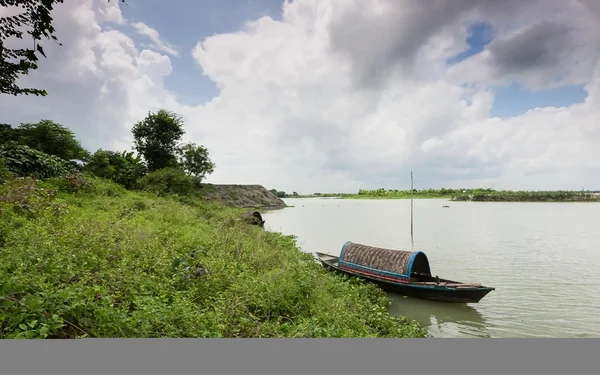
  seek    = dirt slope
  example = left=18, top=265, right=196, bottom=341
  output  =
left=199, top=184, right=286, bottom=208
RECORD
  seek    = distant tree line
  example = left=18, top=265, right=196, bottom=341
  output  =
left=268, top=189, right=299, bottom=198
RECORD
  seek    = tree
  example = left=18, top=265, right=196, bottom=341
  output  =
left=0, top=123, right=15, bottom=144
left=11, top=119, right=89, bottom=161
left=84, top=149, right=147, bottom=189
left=176, top=142, right=215, bottom=182
left=131, top=109, right=185, bottom=172
left=0, top=0, right=124, bottom=96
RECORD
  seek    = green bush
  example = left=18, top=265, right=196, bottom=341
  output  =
left=42, top=174, right=92, bottom=194
left=137, top=168, right=194, bottom=196
left=0, top=157, right=14, bottom=183
left=0, top=142, right=76, bottom=179
left=84, top=150, right=147, bottom=190
left=10, top=120, right=90, bottom=161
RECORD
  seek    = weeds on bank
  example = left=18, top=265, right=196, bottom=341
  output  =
left=0, top=176, right=426, bottom=338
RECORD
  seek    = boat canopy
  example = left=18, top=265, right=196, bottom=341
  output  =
left=338, top=241, right=431, bottom=279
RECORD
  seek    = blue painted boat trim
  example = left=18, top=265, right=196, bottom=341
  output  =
left=339, top=241, right=351, bottom=260
left=407, top=251, right=431, bottom=275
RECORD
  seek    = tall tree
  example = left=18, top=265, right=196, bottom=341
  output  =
left=12, top=119, right=89, bottom=160
left=0, top=123, right=15, bottom=144
left=0, top=0, right=124, bottom=96
left=132, top=109, right=185, bottom=172
left=176, top=142, right=215, bottom=182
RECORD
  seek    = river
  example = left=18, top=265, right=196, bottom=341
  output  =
left=261, top=197, right=600, bottom=338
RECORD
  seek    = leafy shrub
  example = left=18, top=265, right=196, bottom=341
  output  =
left=0, top=142, right=76, bottom=179
left=83, top=176, right=127, bottom=197
left=84, top=150, right=147, bottom=190
left=0, top=157, right=14, bottom=183
left=10, top=120, right=89, bottom=161
left=137, top=167, right=194, bottom=196
left=43, top=173, right=92, bottom=194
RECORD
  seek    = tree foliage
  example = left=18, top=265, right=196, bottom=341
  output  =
left=0, top=141, right=75, bottom=179
left=132, top=109, right=185, bottom=172
left=83, top=149, right=147, bottom=189
left=269, top=189, right=287, bottom=198
left=176, top=142, right=215, bottom=182
left=137, top=167, right=195, bottom=196
left=0, top=123, right=15, bottom=144
left=0, top=0, right=65, bottom=96
left=8, top=119, right=89, bottom=161
left=0, top=0, right=125, bottom=96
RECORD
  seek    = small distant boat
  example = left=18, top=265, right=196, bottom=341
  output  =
left=316, top=242, right=494, bottom=303
left=442, top=205, right=450, bottom=208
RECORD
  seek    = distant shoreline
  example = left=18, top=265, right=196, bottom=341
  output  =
left=278, top=190, right=600, bottom=202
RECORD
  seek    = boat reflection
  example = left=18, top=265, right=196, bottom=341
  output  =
left=386, top=292, right=492, bottom=338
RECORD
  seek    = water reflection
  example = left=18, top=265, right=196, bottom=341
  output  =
left=386, top=293, right=492, bottom=338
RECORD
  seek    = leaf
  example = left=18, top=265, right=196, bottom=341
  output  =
left=28, top=320, right=38, bottom=328
left=39, top=326, right=49, bottom=337
left=19, top=324, right=27, bottom=330
left=36, top=44, right=46, bottom=58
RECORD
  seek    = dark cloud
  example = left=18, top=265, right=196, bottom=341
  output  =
left=487, top=21, right=573, bottom=75
left=325, top=0, right=551, bottom=89
left=326, top=0, right=472, bottom=88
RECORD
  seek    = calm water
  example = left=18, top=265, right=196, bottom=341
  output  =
left=262, top=197, right=600, bottom=338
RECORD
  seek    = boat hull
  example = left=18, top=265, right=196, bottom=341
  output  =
left=317, top=254, right=494, bottom=304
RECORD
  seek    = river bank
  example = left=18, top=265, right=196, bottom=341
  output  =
left=0, top=176, right=426, bottom=339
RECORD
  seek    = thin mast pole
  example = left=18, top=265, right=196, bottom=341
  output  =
left=410, top=172, right=414, bottom=242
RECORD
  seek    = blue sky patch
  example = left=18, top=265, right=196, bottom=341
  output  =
left=447, top=21, right=494, bottom=65
left=120, top=0, right=285, bottom=106
left=490, top=83, right=588, bottom=118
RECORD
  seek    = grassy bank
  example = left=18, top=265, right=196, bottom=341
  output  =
left=0, top=176, right=426, bottom=339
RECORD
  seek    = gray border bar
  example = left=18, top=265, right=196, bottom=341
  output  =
left=1, top=338, right=598, bottom=375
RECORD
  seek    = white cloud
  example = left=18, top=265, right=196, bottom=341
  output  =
left=1, top=0, right=600, bottom=193
left=131, top=21, right=179, bottom=56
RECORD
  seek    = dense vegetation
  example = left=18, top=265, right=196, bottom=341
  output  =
left=0, top=176, right=426, bottom=338
left=1, top=111, right=216, bottom=190
left=0, top=114, right=426, bottom=339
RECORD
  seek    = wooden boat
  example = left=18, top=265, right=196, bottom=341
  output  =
left=316, top=241, right=495, bottom=303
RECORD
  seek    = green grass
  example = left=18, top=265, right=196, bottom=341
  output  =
left=0, top=176, right=426, bottom=339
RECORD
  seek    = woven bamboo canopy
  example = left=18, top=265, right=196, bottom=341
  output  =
left=338, top=241, right=431, bottom=278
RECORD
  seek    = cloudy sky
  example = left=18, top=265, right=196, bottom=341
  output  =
left=1, top=0, right=600, bottom=193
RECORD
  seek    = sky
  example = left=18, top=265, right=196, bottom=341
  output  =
left=1, top=0, right=600, bottom=194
